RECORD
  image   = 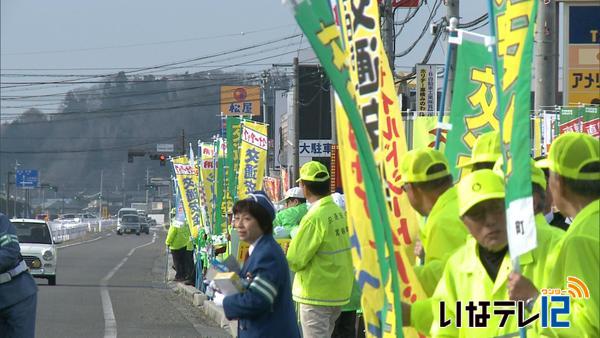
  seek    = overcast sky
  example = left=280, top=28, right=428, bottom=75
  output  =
left=1, top=0, right=491, bottom=121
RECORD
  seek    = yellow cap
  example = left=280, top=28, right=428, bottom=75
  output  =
left=536, top=132, right=600, bottom=180
left=398, top=148, right=450, bottom=184
left=297, top=161, right=330, bottom=182
left=457, top=131, right=502, bottom=168
left=457, top=169, right=505, bottom=216
left=493, top=157, right=547, bottom=190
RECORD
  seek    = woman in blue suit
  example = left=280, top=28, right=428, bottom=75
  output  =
left=223, top=191, right=300, bottom=338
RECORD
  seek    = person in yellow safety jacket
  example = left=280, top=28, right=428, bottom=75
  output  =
left=508, top=132, right=599, bottom=337
left=457, top=130, right=502, bottom=172
left=405, top=158, right=565, bottom=335
left=398, top=148, right=469, bottom=297
left=287, top=161, right=353, bottom=338
left=494, top=157, right=565, bottom=242
left=165, top=219, right=192, bottom=282
left=403, top=170, right=558, bottom=337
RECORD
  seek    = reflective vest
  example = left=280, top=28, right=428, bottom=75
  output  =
left=430, top=226, right=556, bottom=338
left=286, top=195, right=353, bottom=306
left=165, top=223, right=192, bottom=250
left=535, top=199, right=599, bottom=337
left=414, top=186, right=469, bottom=296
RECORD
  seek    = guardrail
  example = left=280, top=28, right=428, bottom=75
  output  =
left=49, top=219, right=116, bottom=243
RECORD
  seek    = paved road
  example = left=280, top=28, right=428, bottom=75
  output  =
left=34, top=227, right=229, bottom=338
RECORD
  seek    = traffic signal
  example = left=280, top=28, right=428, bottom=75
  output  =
left=159, top=154, right=166, bottom=166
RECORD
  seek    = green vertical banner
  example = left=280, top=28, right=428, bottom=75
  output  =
left=293, top=1, right=403, bottom=336
left=214, top=139, right=225, bottom=234
left=490, top=0, right=538, bottom=258
left=444, top=39, right=499, bottom=180
left=583, top=105, right=599, bottom=137
left=226, top=117, right=242, bottom=202
left=559, top=106, right=583, bottom=134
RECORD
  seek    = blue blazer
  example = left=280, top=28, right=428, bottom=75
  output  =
left=223, top=234, right=300, bottom=338
left=0, top=213, right=37, bottom=310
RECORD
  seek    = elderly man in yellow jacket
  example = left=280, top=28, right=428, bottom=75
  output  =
left=286, top=161, right=354, bottom=338
left=403, top=169, right=558, bottom=337
left=508, top=132, right=599, bottom=337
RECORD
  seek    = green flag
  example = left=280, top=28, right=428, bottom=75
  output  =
left=226, top=117, right=242, bottom=202
left=489, top=0, right=538, bottom=258
left=559, top=106, right=583, bottom=134
left=583, top=105, right=599, bottom=137
left=445, top=39, right=499, bottom=180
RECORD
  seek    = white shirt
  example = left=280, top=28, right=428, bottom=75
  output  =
left=249, top=235, right=263, bottom=256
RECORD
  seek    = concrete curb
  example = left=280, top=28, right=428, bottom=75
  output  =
left=168, top=262, right=237, bottom=337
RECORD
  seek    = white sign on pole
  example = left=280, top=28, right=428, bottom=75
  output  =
left=156, top=144, right=175, bottom=153
left=299, top=139, right=333, bottom=157
left=416, top=64, right=437, bottom=113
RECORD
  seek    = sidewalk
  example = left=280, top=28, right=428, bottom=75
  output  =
left=166, top=255, right=238, bottom=337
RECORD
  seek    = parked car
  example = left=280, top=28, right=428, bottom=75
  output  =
left=117, top=214, right=141, bottom=235
left=79, top=213, right=98, bottom=222
left=58, top=213, right=79, bottom=223
left=11, top=218, right=58, bottom=285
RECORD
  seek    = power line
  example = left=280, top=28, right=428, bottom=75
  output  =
left=1, top=24, right=296, bottom=56
left=0, top=34, right=302, bottom=90
left=0, top=61, right=322, bottom=117
left=395, top=0, right=442, bottom=58
left=0, top=128, right=222, bottom=154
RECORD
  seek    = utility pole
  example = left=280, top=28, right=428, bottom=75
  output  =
left=145, top=168, right=150, bottom=205
left=444, top=0, right=460, bottom=112
left=181, top=129, right=186, bottom=156
left=6, top=172, right=11, bottom=216
left=381, top=0, right=395, bottom=72
left=99, top=169, right=103, bottom=230
left=292, top=57, right=300, bottom=184
left=534, top=0, right=558, bottom=112
left=13, top=161, right=19, bottom=218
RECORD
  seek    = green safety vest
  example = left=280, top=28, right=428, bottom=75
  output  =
left=414, top=186, right=469, bottom=296
left=273, top=203, right=308, bottom=229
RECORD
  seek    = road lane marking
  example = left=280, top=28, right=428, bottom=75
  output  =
left=57, top=232, right=113, bottom=249
left=100, top=233, right=156, bottom=338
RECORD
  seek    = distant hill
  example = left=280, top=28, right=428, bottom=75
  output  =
left=0, top=70, right=261, bottom=197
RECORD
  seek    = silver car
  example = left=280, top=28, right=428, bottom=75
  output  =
left=12, top=219, right=58, bottom=285
left=117, top=214, right=141, bottom=235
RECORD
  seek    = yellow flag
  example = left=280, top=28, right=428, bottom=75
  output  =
left=335, top=97, right=387, bottom=337
left=336, top=1, right=427, bottom=336
left=412, top=116, right=450, bottom=151
left=172, top=156, right=201, bottom=238
left=200, top=143, right=215, bottom=230
left=236, top=121, right=268, bottom=199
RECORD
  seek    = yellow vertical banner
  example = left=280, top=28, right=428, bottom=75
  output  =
left=200, top=143, right=215, bottom=230
left=236, top=121, right=268, bottom=199
left=412, top=116, right=450, bottom=151
left=335, top=98, right=386, bottom=337
left=337, top=1, right=426, bottom=336
left=533, top=116, right=542, bottom=158
left=172, top=156, right=201, bottom=238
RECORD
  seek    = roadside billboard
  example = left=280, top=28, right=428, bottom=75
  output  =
left=220, top=85, right=261, bottom=116
left=563, top=3, right=600, bottom=105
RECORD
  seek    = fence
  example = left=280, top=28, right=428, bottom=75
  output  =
left=49, top=219, right=116, bottom=243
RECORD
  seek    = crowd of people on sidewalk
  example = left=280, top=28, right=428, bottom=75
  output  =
left=164, top=131, right=598, bottom=338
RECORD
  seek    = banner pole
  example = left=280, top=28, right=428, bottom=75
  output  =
left=434, top=20, right=458, bottom=150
